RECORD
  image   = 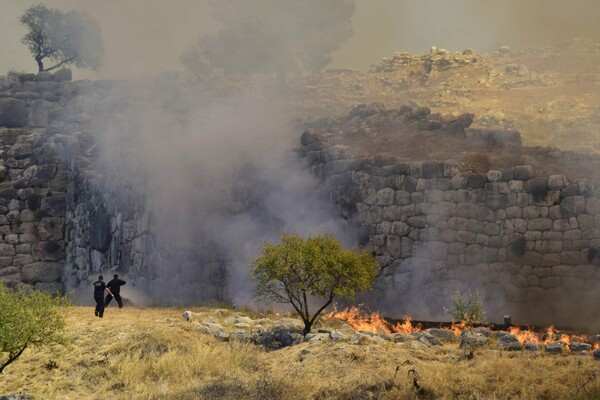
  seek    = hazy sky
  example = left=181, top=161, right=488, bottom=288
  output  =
left=1, top=0, right=599, bottom=79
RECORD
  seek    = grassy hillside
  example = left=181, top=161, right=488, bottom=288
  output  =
left=1, top=306, right=599, bottom=399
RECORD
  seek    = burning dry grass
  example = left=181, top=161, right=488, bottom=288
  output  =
left=1, top=306, right=599, bottom=399
left=326, top=305, right=421, bottom=335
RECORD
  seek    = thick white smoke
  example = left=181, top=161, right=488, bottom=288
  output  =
left=92, top=77, right=354, bottom=305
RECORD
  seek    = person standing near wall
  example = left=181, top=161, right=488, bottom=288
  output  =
left=105, top=274, right=127, bottom=308
left=93, top=275, right=112, bottom=318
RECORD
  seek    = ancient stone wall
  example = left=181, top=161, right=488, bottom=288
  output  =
left=300, top=129, right=600, bottom=330
left=0, top=71, right=155, bottom=293
left=0, top=72, right=228, bottom=300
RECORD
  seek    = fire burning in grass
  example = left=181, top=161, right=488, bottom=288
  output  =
left=326, top=305, right=597, bottom=353
left=325, top=305, right=421, bottom=334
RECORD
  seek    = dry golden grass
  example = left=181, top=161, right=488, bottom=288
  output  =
left=1, top=306, right=599, bottom=399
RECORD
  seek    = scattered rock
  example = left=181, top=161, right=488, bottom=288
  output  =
left=498, top=334, right=522, bottom=351
left=570, top=342, right=591, bottom=354
left=545, top=341, right=565, bottom=354
left=459, top=331, right=489, bottom=349
left=329, top=330, right=345, bottom=342
left=214, top=331, right=230, bottom=341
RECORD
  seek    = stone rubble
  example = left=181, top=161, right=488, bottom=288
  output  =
left=184, top=311, right=600, bottom=359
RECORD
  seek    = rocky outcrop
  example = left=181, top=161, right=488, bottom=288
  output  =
left=371, top=47, right=480, bottom=73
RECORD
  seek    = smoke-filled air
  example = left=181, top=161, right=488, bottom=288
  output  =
left=5, top=1, right=600, bottom=398
left=2, top=0, right=600, bottom=362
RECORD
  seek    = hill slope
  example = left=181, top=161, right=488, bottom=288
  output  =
left=1, top=306, right=599, bottom=399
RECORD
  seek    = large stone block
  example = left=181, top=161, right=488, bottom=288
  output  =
left=386, top=235, right=402, bottom=258
left=0, top=98, right=27, bottom=127
left=561, top=196, right=586, bottom=218
left=394, top=190, right=411, bottom=205
left=0, top=244, right=15, bottom=257
left=32, top=241, right=63, bottom=261
left=39, top=217, right=64, bottom=240
left=548, top=174, right=567, bottom=190
left=514, top=165, right=534, bottom=180
left=391, top=221, right=410, bottom=236
left=22, top=261, right=63, bottom=283
left=528, top=218, right=553, bottom=231
left=456, top=202, right=479, bottom=219
left=560, top=251, right=581, bottom=265
left=451, top=173, right=469, bottom=189
left=376, top=188, right=395, bottom=205
left=40, top=195, right=66, bottom=217
left=421, top=161, right=445, bottom=178
left=28, top=100, right=60, bottom=127
left=465, top=244, right=483, bottom=264
left=467, top=174, right=487, bottom=188
left=53, top=69, right=72, bottom=82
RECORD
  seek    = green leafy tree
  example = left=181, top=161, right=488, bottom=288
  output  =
left=250, top=233, right=376, bottom=335
left=443, top=289, right=487, bottom=327
left=20, top=4, right=104, bottom=72
left=0, top=283, right=71, bottom=373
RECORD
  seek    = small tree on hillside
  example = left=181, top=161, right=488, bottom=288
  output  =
left=20, top=4, right=104, bottom=72
left=443, top=289, right=487, bottom=327
left=0, top=283, right=71, bottom=373
left=250, top=233, right=377, bottom=335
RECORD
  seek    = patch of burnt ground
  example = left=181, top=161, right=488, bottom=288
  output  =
left=303, top=102, right=600, bottom=184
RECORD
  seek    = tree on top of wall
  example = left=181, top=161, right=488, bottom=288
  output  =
left=20, top=3, right=104, bottom=72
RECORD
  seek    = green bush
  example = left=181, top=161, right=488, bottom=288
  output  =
left=0, top=283, right=71, bottom=373
left=443, top=289, right=486, bottom=326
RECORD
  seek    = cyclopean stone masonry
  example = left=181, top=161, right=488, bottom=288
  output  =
left=299, top=106, right=600, bottom=330
left=0, top=71, right=228, bottom=300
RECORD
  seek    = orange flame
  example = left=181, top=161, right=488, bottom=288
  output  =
left=326, top=306, right=594, bottom=353
left=509, top=326, right=541, bottom=345
left=392, top=315, right=421, bottom=334
left=450, top=321, right=467, bottom=336
left=325, top=306, right=420, bottom=334
left=543, top=326, right=557, bottom=344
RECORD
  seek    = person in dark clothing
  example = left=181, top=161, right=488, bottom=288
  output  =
left=93, top=275, right=112, bottom=318
left=105, top=274, right=126, bottom=308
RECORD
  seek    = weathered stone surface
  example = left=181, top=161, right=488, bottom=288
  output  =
left=561, top=196, right=586, bottom=218
left=40, top=195, right=66, bottom=217
left=28, top=100, right=60, bottom=127
left=0, top=244, right=15, bottom=257
left=544, top=341, right=564, bottom=354
left=548, top=174, right=567, bottom=190
left=0, top=98, right=27, bottom=127
left=21, top=261, right=63, bottom=283
left=514, top=165, right=534, bottom=180
left=570, top=342, right=591, bottom=354
left=91, top=207, right=111, bottom=251
left=425, top=328, right=455, bottom=341
left=459, top=331, right=488, bottom=348
left=499, top=334, right=522, bottom=351
left=38, top=217, right=64, bottom=240
left=32, top=241, right=63, bottom=261
left=53, top=69, right=72, bottom=82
